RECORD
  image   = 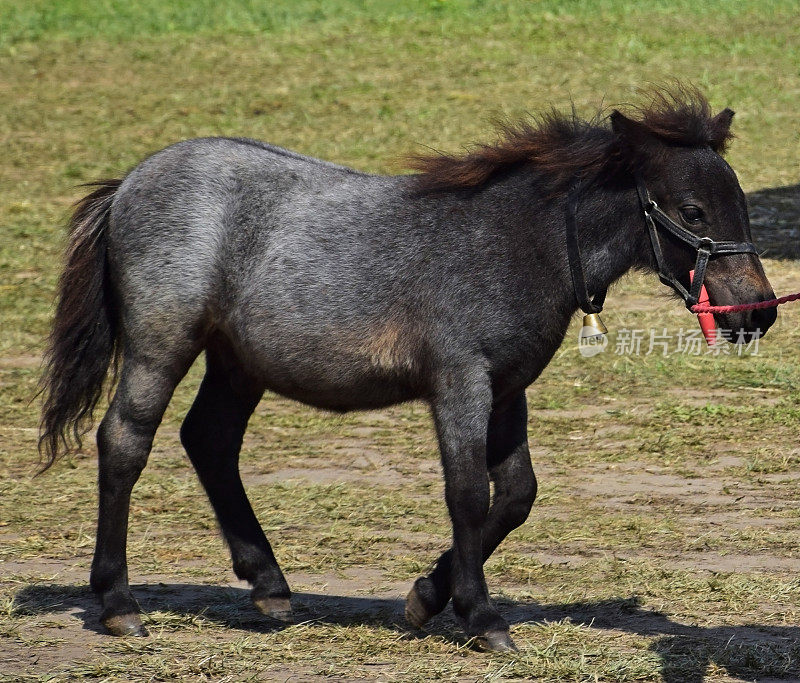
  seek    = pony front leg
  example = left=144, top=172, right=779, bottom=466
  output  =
left=407, top=392, right=535, bottom=633
left=430, top=369, right=515, bottom=651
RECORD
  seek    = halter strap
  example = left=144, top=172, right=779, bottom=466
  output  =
left=565, top=180, right=607, bottom=315
left=565, top=177, right=759, bottom=316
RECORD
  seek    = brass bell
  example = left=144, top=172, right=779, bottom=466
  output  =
left=581, top=313, right=608, bottom=340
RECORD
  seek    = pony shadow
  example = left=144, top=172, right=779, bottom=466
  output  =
left=501, top=596, right=800, bottom=683
left=12, top=582, right=468, bottom=644
left=748, top=183, right=800, bottom=260
left=13, top=583, right=800, bottom=681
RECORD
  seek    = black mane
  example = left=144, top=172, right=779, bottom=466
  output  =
left=410, top=86, right=734, bottom=192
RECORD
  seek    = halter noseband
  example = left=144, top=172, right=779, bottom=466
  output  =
left=566, top=178, right=758, bottom=319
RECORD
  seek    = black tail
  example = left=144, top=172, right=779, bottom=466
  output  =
left=38, top=179, right=123, bottom=470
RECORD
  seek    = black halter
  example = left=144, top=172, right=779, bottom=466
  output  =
left=565, top=178, right=758, bottom=315
left=634, top=177, right=757, bottom=308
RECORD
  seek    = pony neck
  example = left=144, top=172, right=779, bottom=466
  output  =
left=565, top=181, right=647, bottom=309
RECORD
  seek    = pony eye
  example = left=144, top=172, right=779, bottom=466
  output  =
left=680, top=205, right=704, bottom=223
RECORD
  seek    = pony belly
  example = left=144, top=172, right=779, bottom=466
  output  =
left=261, top=367, right=422, bottom=411
left=236, top=312, right=427, bottom=410
left=244, top=336, right=424, bottom=411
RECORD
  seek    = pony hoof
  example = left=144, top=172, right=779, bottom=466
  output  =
left=253, top=596, right=293, bottom=622
left=404, top=584, right=434, bottom=628
left=475, top=630, right=518, bottom=652
left=102, top=613, right=148, bottom=637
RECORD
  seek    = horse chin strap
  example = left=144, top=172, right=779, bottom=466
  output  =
left=565, top=177, right=759, bottom=340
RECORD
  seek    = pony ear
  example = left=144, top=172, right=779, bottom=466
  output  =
left=609, top=110, right=657, bottom=172
left=708, top=107, right=735, bottom=153
left=610, top=110, right=653, bottom=147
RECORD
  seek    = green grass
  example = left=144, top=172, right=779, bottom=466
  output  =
left=2, top=0, right=797, bottom=46
left=2, top=0, right=800, bottom=680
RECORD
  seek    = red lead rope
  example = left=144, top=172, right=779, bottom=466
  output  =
left=686, top=270, right=800, bottom=347
left=691, top=292, right=800, bottom=315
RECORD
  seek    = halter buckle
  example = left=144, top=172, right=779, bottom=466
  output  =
left=698, top=236, right=714, bottom=252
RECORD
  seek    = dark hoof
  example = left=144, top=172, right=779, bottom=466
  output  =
left=475, top=630, right=518, bottom=652
left=102, top=613, right=148, bottom=637
left=253, top=595, right=293, bottom=622
left=405, top=583, right=435, bottom=628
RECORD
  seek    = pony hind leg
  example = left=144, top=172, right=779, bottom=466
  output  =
left=406, top=391, right=535, bottom=647
left=90, top=350, right=198, bottom=636
left=180, top=342, right=292, bottom=621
